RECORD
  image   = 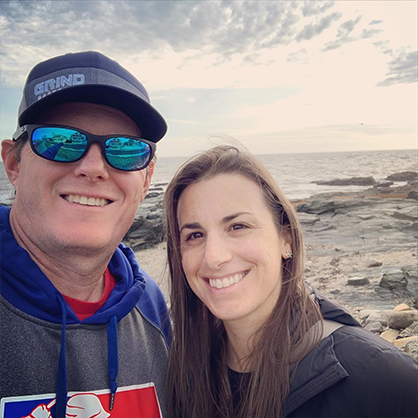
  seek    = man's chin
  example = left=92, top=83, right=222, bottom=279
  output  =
left=49, top=233, right=119, bottom=256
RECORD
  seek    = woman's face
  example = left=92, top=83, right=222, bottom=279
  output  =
left=177, top=173, right=292, bottom=329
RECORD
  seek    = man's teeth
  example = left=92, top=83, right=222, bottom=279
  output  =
left=66, top=194, right=108, bottom=207
left=209, top=272, right=247, bottom=289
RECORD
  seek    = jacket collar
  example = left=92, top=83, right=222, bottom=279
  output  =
left=283, top=334, right=349, bottom=416
left=282, top=285, right=360, bottom=416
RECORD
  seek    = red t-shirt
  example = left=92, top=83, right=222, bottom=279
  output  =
left=63, top=268, right=117, bottom=321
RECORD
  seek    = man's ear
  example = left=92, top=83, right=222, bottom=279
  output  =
left=140, top=160, right=155, bottom=201
left=1, top=140, right=20, bottom=186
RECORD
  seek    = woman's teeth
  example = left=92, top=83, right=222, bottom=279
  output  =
left=209, top=271, right=247, bottom=289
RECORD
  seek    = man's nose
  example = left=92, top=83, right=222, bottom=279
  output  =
left=73, top=143, right=110, bottom=181
left=203, top=233, right=232, bottom=269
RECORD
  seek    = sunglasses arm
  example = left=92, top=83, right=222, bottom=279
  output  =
left=12, top=126, right=27, bottom=142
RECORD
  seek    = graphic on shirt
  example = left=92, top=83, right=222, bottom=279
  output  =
left=23, top=394, right=110, bottom=418
left=0, top=384, right=162, bottom=418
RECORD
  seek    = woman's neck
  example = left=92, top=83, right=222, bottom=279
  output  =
left=224, top=319, right=262, bottom=373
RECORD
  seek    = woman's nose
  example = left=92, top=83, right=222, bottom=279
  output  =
left=203, top=233, right=232, bottom=269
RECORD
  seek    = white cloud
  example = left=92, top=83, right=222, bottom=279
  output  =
left=0, top=0, right=416, bottom=154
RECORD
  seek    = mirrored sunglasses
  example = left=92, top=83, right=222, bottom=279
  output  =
left=13, top=124, right=156, bottom=172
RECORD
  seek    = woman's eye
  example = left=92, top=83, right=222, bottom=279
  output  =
left=230, top=223, right=247, bottom=231
left=186, top=231, right=203, bottom=241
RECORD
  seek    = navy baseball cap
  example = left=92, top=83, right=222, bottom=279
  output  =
left=18, top=51, right=167, bottom=143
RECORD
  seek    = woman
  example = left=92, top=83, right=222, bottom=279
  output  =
left=164, top=145, right=417, bottom=418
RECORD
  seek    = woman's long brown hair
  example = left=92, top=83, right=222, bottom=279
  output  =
left=164, top=146, right=322, bottom=418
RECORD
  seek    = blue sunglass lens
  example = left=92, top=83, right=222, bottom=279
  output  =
left=32, top=127, right=87, bottom=162
left=105, top=137, right=151, bottom=171
left=31, top=127, right=152, bottom=171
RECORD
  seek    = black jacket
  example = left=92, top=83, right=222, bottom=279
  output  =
left=284, top=289, right=418, bottom=417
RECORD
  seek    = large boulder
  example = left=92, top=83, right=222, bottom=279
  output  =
left=388, top=311, right=418, bottom=330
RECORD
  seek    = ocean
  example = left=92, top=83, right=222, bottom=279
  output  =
left=0, top=149, right=416, bottom=205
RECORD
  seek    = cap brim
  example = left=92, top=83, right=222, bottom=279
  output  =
left=19, top=85, right=167, bottom=143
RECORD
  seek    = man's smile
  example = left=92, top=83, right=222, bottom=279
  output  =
left=63, top=194, right=112, bottom=207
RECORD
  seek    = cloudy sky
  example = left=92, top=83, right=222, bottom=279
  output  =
left=1, top=0, right=417, bottom=157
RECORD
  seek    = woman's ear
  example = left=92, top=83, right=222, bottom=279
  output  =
left=280, top=227, right=293, bottom=259
left=281, top=242, right=293, bottom=260
left=1, top=140, right=20, bottom=186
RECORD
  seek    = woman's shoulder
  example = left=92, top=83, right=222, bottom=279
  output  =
left=333, top=324, right=417, bottom=373
left=287, top=325, right=417, bottom=417
left=329, top=325, right=417, bottom=416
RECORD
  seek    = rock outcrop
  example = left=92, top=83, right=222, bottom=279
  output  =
left=386, top=172, right=418, bottom=182
left=312, top=176, right=376, bottom=186
left=122, top=186, right=165, bottom=251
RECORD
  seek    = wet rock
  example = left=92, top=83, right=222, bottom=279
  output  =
left=347, top=277, right=370, bottom=286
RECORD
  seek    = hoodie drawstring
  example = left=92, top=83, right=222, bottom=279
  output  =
left=55, top=294, right=68, bottom=418
left=54, top=296, right=119, bottom=417
left=107, top=315, right=119, bottom=410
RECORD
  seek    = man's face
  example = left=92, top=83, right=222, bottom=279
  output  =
left=4, top=102, right=154, bottom=256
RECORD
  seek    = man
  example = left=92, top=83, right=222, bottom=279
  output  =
left=0, top=51, right=171, bottom=418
